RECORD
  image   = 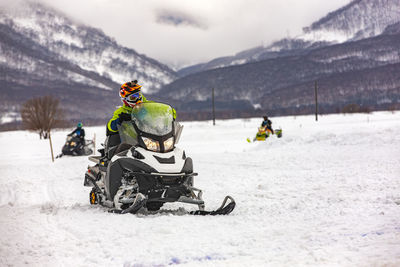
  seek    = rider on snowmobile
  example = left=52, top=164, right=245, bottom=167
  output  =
left=68, top=122, right=85, bottom=145
left=107, top=80, right=147, bottom=136
left=107, top=80, right=176, bottom=136
left=261, top=116, right=274, bottom=135
left=87, top=82, right=146, bottom=182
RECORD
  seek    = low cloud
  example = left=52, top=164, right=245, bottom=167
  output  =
left=155, top=9, right=207, bottom=30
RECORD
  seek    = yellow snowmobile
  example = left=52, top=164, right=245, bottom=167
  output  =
left=247, top=126, right=282, bottom=143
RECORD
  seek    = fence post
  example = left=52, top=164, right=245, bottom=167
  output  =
left=49, top=132, right=54, bottom=162
left=212, top=88, right=216, bottom=126
left=315, top=81, right=318, bottom=121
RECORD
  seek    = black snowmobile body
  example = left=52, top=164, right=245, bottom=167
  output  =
left=84, top=102, right=235, bottom=215
left=104, top=146, right=198, bottom=211
left=58, top=135, right=93, bottom=157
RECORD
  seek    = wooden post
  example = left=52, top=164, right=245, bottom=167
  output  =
left=212, top=88, right=216, bottom=126
left=315, top=81, right=318, bottom=121
left=49, top=132, right=54, bottom=162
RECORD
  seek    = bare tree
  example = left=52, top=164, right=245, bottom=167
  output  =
left=20, top=96, right=66, bottom=161
left=21, top=96, right=65, bottom=138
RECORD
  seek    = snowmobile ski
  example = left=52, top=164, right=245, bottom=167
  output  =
left=190, top=196, right=236, bottom=215
left=246, top=137, right=255, bottom=143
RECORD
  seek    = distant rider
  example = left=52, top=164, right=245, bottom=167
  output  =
left=68, top=122, right=86, bottom=145
left=261, top=116, right=274, bottom=135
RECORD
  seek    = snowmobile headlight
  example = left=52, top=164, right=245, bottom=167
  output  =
left=163, top=137, right=174, bottom=152
left=142, top=137, right=160, bottom=152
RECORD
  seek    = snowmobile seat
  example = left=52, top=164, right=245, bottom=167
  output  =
left=105, top=133, right=121, bottom=159
left=97, top=148, right=105, bottom=157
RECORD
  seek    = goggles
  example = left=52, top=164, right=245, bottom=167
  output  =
left=125, top=92, right=143, bottom=103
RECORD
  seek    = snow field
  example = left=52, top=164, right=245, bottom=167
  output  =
left=0, top=111, right=399, bottom=266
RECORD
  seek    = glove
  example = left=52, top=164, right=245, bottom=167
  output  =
left=118, top=113, right=131, bottom=122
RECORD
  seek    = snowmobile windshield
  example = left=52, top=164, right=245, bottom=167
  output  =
left=118, top=103, right=176, bottom=150
left=130, top=102, right=174, bottom=136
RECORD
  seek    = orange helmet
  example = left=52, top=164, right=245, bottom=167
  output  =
left=119, top=80, right=143, bottom=107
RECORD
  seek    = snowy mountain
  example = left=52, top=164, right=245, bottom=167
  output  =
left=0, top=1, right=177, bottom=127
left=301, top=0, right=400, bottom=42
left=178, top=0, right=400, bottom=77
left=163, top=0, right=400, bottom=117
left=163, top=31, right=400, bottom=117
left=1, top=1, right=176, bottom=92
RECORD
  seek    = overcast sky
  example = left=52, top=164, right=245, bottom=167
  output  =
left=37, top=0, right=350, bottom=68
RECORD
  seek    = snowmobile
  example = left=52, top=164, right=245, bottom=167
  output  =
left=56, top=134, right=94, bottom=158
left=247, top=126, right=282, bottom=143
left=84, top=102, right=235, bottom=215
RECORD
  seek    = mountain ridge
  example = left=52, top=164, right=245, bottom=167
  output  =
left=159, top=13, right=400, bottom=116
left=178, top=0, right=400, bottom=77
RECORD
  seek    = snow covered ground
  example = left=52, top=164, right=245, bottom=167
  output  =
left=1, top=111, right=400, bottom=266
